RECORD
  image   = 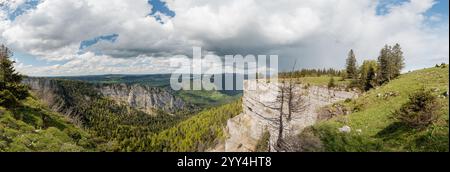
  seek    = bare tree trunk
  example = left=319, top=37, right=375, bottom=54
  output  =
left=277, top=112, right=283, bottom=146
left=277, top=88, right=284, bottom=148
left=287, top=85, right=293, bottom=121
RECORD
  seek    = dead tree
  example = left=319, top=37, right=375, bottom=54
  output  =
left=276, top=80, right=308, bottom=151
left=252, top=65, right=308, bottom=152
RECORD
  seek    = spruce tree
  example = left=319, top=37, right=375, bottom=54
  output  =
left=377, top=44, right=405, bottom=85
left=0, top=45, right=29, bottom=107
left=360, top=60, right=378, bottom=91
left=377, top=45, right=393, bottom=84
left=346, top=49, right=358, bottom=79
left=391, top=43, right=405, bottom=78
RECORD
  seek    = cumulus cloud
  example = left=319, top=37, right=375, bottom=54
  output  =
left=1, top=0, right=449, bottom=75
left=15, top=52, right=191, bottom=76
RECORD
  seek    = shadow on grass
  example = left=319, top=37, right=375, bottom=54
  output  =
left=13, top=105, right=67, bottom=130
left=375, top=122, right=412, bottom=140
left=376, top=122, right=448, bottom=151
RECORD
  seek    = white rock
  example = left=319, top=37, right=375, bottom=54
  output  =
left=338, top=126, right=351, bottom=133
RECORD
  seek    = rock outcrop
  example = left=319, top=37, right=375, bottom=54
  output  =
left=95, top=83, right=185, bottom=114
left=224, top=80, right=357, bottom=152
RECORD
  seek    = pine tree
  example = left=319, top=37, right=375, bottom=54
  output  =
left=346, top=49, right=358, bottom=79
left=377, top=45, right=393, bottom=84
left=377, top=44, right=405, bottom=85
left=0, top=45, right=29, bottom=107
left=360, top=60, right=378, bottom=91
left=1, top=46, right=22, bottom=83
left=391, top=43, right=405, bottom=78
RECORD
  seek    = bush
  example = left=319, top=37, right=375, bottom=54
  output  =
left=287, top=127, right=324, bottom=152
left=394, top=88, right=440, bottom=129
left=64, top=127, right=83, bottom=142
left=6, top=83, right=29, bottom=100
left=0, top=90, right=20, bottom=108
left=347, top=79, right=360, bottom=90
left=328, top=77, right=336, bottom=89
left=255, top=130, right=270, bottom=152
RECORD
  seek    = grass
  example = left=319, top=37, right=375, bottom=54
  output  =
left=175, top=90, right=242, bottom=108
left=0, top=96, right=95, bottom=152
left=308, top=66, right=449, bottom=152
left=281, top=76, right=350, bottom=87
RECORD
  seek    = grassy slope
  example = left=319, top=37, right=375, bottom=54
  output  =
left=175, top=90, right=242, bottom=108
left=299, top=76, right=349, bottom=86
left=310, top=66, right=449, bottom=152
left=0, top=97, right=95, bottom=152
left=282, top=76, right=350, bottom=87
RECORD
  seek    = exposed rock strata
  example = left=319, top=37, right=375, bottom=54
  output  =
left=224, top=80, right=357, bottom=152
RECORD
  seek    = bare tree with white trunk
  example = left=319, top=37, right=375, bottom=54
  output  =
left=252, top=63, right=308, bottom=152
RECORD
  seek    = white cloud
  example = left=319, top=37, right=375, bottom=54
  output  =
left=15, top=52, right=191, bottom=76
left=2, top=0, right=449, bottom=75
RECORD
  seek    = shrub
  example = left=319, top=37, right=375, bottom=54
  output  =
left=0, top=90, right=20, bottom=108
left=255, top=130, right=270, bottom=152
left=287, top=127, right=324, bottom=152
left=347, top=79, right=360, bottom=90
left=64, top=127, right=83, bottom=142
left=6, top=83, right=29, bottom=100
left=394, top=88, right=440, bottom=129
left=328, top=77, right=336, bottom=89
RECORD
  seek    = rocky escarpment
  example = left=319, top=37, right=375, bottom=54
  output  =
left=223, top=80, right=358, bottom=152
left=95, top=83, right=186, bottom=114
left=23, top=78, right=186, bottom=115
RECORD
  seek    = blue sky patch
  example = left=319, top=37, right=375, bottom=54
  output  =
left=376, top=0, right=449, bottom=17
left=4, top=0, right=41, bottom=21
left=425, top=0, right=449, bottom=22
left=376, top=0, right=409, bottom=16
left=13, top=51, right=65, bottom=67
left=148, top=0, right=175, bottom=24
left=79, top=34, right=119, bottom=51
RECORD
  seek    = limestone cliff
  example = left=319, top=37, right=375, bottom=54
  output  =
left=95, top=83, right=186, bottom=114
left=223, top=80, right=357, bottom=152
left=22, top=78, right=186, bottom=115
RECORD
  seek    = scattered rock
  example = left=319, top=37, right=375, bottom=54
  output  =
left=318, top=103, right=350, bottom=121
left=377, top=91, right=399, bottom=99
left=377, top=93, right=382, bottom=98
left=444, top=91, right=449, bottom=98
left=338, top=126, right=351, bottom=133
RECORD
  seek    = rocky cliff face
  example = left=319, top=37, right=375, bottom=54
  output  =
left=95, top=83, right=186, bottom=114
left=223, top=80, right=358, bottom=152
left=23, top=78, right=186, bottom=115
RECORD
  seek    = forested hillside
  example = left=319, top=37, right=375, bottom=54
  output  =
left=1, top=45, right=243, bottom=152
left=146, top=100, right=242, bottom=152
left=24, top=79, right=198, bottom=151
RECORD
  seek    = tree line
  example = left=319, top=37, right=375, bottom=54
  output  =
left=345, top=43, right=405, bottom=91
left=280, top=68, right=345, bottom=78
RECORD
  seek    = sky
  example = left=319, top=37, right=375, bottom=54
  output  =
left=0, top=0, right=449, bottom=76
